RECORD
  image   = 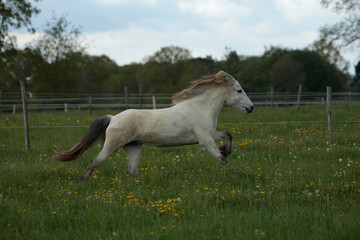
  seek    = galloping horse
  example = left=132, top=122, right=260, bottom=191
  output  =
left=53, top=71, right=254, bottom=180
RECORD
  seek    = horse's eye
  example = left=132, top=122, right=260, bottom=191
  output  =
left=237, top=89, right=243, bottom=93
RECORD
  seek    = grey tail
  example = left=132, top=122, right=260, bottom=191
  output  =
left=53, top=115, right=112, bottom=162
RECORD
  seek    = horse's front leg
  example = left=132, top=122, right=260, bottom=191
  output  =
left=197, top=135, right=229, bottom=168
left=213, top=132, right=232, bottom=157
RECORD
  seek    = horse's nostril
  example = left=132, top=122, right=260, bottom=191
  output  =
left=246, top=107, right=253, bottom=113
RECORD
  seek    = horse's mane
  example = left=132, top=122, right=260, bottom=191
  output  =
left=172, top=71, right=230, bottom=104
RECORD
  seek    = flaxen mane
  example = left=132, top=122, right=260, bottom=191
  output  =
left=172, top=71, right=229, bottom=104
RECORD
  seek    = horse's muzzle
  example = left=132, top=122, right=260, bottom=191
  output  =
left=245, top=105, right=254, bottom=113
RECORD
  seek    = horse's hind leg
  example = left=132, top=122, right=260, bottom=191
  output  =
left=123, top=143, right=143, bottom=177
left=213, top=132, right=232, bottom=157
left=80, top=136, right=123, bottom=181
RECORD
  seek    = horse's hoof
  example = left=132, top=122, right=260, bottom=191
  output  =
left=221, top=151, right=227, bottom=157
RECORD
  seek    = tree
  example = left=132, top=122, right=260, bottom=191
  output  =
left=31, top=14, right=86, bottom=63
left=104, top=63, right=141, bottom=94
left=311, top=38, right=348, bottom=71
left=145, top=45, right=192, bottom=64
left=319, top=0, right=360, bottom=57
left=30, top=15, right=88, bottom=93
left=216, top=47, right=242, bottom=78
left=350, top=61, right=360, bottom=91
left=291, top=49, right=348, bottom=91
left=0, top=0, right=40, bottom=62
left=268, top=54, right=306, bottom=92
left=0, top=47, right=44, bottom=92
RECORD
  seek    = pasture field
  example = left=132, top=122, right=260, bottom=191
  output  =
left=0, top=105, right=359, bottom=239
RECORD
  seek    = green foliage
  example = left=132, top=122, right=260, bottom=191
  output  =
left=0, top=106, right=359, bottom=239
left=146, top=45, right=192, bottom=64
left=104, top=63, right=140, bottom=94
left=0, top=47, right=44, bottom=92
left=32, top=14, right=86, bottom=63
left=0, top=0, right=40, bottom=61
left=319, top=0, right=360, bottom=59
left=268, top=54, right=306, bottom=92
left=0, top=43, right=352, bottom=94
left=350, top=61, right=360, bottom=91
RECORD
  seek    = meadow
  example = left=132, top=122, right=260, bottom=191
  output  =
left=0, top=105, right=359, bottom=239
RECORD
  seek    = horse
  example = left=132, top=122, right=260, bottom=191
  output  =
left=53, top=71, right=254, bottom=180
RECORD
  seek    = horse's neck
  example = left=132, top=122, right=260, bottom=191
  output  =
left=183, top=87, right=227, bottom=119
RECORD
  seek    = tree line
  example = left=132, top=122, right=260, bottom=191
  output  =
left=1, top=0, right=359, bottom=96
left=1, top=43, right=357, bottom=95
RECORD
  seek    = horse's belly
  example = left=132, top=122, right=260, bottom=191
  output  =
left=140, top=132, right=198, bottom=147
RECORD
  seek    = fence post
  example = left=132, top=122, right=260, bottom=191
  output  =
left=296, top=84, right=302, bottom=110
left=345, top=92, right=349, bottom=109
left=270, top=86, right=274, bottom=107
left=19, top=79, right=30, bottom=150
left=13, top=104, right=16, bottom=114
left=124, top=86, right=129, bottom=109
left=326, top=86, right=333, bottom=145
left=152, top=95, right=156, bottom=109
left=139, top=89, right=143, bottom=109
left=284, top=93, right=288, bottom=108
left=89, top=95, right=92, bottom=115
left=64, top=103, right=68, bottom=113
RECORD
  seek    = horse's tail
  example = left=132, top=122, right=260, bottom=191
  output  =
left=53, top=115, right=112, bottom=162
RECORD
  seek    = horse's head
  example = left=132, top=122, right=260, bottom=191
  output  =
left=221, top=72, right=254, bottom=114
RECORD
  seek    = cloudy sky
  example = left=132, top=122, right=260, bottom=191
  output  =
left=16, top=0, right=356, bottom=72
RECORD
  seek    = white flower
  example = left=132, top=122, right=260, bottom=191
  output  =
left=339, top=158, right=343, bottom=162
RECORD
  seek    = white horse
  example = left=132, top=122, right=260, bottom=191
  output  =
left=53, top=71, right=254, bottom=180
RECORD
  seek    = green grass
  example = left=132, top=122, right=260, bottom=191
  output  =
left=1, top=105, right=359, bottom=239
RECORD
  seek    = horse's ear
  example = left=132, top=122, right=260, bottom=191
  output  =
left=216, top=71, right=231, bottom=84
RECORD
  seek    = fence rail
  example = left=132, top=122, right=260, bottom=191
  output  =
left=1, top=92, right=360, bottom=112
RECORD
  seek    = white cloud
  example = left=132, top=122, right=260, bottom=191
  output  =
left=95, top=0, right=158, bottom=6
left=178, top=0, right=251, bottom=19
left=274, top=0, right=334, bottom=22
left=13, top=32, right=40, bottom=48
left=84, top=23, right=320, bottom=65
